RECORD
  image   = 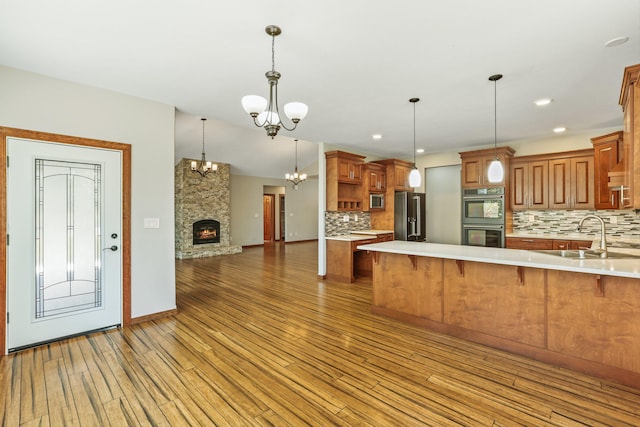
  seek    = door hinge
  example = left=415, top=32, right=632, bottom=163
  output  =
left=6, top=312, right=9, bottom=324
left=6, top=155, right=8, bottom=167
left=6, top=234, right=8, bottom=246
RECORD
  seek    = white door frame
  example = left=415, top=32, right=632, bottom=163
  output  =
left=0, top=127, right=131, bottom=355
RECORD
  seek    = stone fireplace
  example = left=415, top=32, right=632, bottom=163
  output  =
left=175, top=158, right=241, bottom=259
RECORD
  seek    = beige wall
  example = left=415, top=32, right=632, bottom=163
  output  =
left=231, top=175, right=319, bottom=247
left=0, top=65, right=176, bottom=319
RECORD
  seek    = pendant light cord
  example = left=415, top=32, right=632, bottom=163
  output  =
left=494, top=77, right=497, bottom=157
left=413, top=101, right=417, bottom=166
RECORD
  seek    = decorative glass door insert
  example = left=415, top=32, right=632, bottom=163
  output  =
left=35, top=159, right=103, bottom=319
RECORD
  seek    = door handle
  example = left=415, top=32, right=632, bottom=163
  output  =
left=103, top=245, right=118, bottom=251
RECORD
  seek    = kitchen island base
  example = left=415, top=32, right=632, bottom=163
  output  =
left=370, top=251, right=640, bottom=389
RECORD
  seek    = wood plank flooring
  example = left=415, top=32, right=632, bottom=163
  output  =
left=2, top=241, right=640, bottom=426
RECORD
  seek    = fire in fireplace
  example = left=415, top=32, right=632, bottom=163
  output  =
left=193, top=219, right=220, bottom=245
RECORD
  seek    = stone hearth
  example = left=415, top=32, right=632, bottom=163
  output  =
left=175, top=158, right=242, bottom=259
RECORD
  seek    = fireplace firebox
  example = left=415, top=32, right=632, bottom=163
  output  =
left=193, top=219, right=220, bottom=245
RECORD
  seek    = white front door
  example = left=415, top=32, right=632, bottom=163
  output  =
left=6, top=137, right=122, bottom=351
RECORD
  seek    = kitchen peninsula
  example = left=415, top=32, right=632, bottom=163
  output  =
left=358, top=240, right=640, bottom=388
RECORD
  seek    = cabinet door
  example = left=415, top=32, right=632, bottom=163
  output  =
left=394, top=165, right=409, bottom=189
left=548, top=159, right=570, bottom=209
left=571, top=156, right=594, bottom=209
left=369, top=170, right=385, bottom=191
left=511, top=161, right=548, bottom=210
left=338, top=158, right=352, bottom=181
left=462, top=156, right=483, bottom=188
left=510, top=163, right=527, bottom=210
left=593, top=140, right=619, bottom=209
left=529, top=161, right=549, bottom=209
left=351, top=162, right=363, bottom=182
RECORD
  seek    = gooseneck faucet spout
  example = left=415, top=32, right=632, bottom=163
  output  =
left=577, top=214, right=608, bottom=258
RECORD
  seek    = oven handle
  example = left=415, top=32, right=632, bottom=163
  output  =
left=462, top=224, right=504, bottom=229
left=462, top=195, right=504, bottom=200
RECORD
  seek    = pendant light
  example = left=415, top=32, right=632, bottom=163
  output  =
left=487, top=74, right=504, bottom=183
left=191, top=118, right=217, bottom=177
left=285, top=139, right=307, bottom=190
left=242, top=25, right=308, bottom=139
left=408, top=97, right=421, bottom=188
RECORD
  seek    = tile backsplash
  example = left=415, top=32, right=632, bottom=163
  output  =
left=325, top=211, right=371, bottom=236
left=512, top=209, right=640, bottom=241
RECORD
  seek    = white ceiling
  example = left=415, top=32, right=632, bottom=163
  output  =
left=1, top=0, right=639, bottom=178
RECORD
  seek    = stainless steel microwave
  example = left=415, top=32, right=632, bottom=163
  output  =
left=370, top=193, right=384, bottom=209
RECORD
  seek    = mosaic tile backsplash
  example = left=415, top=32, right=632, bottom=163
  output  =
left=512, top=209, right=640, bottom=243
left=325, top=211, right=372, bottom=236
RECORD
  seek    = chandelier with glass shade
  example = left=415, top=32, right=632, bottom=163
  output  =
left=285, top=139, right=307, bottom=190
left=191, top=118, right=217, bottom=177
left=242, top=25, right=308, bottom=139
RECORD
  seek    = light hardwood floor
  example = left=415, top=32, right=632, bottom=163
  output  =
left=2, top=241, right=640, bottom=426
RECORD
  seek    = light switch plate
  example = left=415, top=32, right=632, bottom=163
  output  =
left=144, top=218, right=160, bottom=229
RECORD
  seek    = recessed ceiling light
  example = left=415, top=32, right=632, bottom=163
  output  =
left=605, top=36, right=629, bottom=47
left=372, top=134, right=382, bottom=140
left=553, top=127, right=566, bottom=133
left=416, top=148, right=425, bottom=154
left=534, top=98, right=553, bottom=106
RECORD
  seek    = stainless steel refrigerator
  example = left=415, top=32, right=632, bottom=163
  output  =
left=394, top=191, right=426, bottom=241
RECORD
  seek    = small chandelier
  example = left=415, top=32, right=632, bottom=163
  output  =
left=285, top=139, right=307, bottom=190
left=487, top=74, right=504, bottom=183
left=408, top=97, right=421, bottom=188
left=242, top=25, right=308, bottom=139
left=191, top=118, right=217, bottom=177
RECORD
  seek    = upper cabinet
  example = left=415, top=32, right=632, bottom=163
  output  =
left=592, top=131, right=623, bottom=209
left=548, top=155, right=594, bottom=210
left=460, top=147, right=515, bottom=188
left=511, top=160, right=549, bottom=209
left=336, top=154, right=363, bottom=183
left=325, top=150, right=366, bottom=211
left=374, top=159, right=415, bottom=191
left=510, top=150, right=594, bottom=211
left=610, top=64, right=640, bottom=209
left=366, top=162, right=386, bottom=193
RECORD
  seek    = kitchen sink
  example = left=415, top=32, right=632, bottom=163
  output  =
left=533, top=249, right=640, bottom=259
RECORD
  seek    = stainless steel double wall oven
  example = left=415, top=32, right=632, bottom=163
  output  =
left=461, top=187, right=506, bottom=248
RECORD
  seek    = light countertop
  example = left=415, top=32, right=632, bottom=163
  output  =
left=325, top=235, right=378, bottom=242
left=349, top=229, right=394, bottom=236
left=357, top=241, right=640, bottom=279
left=325, top=229, right=394, bottom=241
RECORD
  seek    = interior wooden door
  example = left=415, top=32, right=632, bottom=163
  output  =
left=279, top=194, right=285, bottom=241
left=263, top=194, right=275, bottom=242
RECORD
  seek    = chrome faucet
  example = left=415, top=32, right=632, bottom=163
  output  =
left=577, top=214, right=608, bottom=258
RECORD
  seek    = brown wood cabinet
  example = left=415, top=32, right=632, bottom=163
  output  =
left=374, top=159, right=414, bottom=191
left=611, top=63, right=640, bottom=209
left=509, top=149, right=594, bottom=210
left=370, top=159, right=415, bottom=230
left=365, top=162, right=386, bottom=193
left=511, top=160, right=548, bottom=209
left=460, top=147, right=515, bottom=188
left=325, top=151, right=365, bottom=211
left=592, top=131, right=623, bottom=209
left=548, top=155, right=594, bottom=209
left=326, top=233, right=393, bottom=283
left=506, top=236, right=592, bottom=250
left=371, top=251, right=640, bottom=388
